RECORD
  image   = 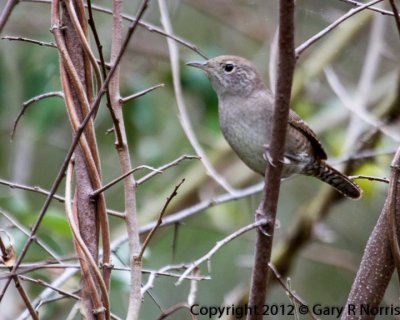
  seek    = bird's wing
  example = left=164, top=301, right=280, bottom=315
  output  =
left=288, top=110, right=328, bottom=160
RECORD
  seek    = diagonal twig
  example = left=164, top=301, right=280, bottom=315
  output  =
left=11, top=91, right=64, bottom=140
left=138, top=179, right=185, bottom=260
left=296, top=0, right=383, bottom=58
left=176, top=219, right=267, bottom=286
left=120, top=83, right=165, bottom=104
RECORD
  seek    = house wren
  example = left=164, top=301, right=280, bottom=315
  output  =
left=187, top=55, right=361, bottom=199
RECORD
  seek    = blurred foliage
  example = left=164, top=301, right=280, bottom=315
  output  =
left=0, top=0, right=399, bottom=319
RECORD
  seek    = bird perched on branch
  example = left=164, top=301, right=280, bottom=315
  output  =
left=187, top=55, right=361, bottom=199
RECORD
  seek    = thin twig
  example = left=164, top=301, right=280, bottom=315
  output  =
left=91, top=165, right=162, bottom=198
left=158, top=303, right=194, bottom=320
left=0, top=235, right=38, bottom=319
left=268, top=263, right=318, bottom=320
left=324, top=67, right=400, bottom=142
left=20, top=0, right=208, bottom=59
left=296, top=0, right=383, bottom=58
left=338, top=0, right=398, bottom=17
left=0, top=263, right=209, bottom=281
left=11, top=91, right=64, bottom=140
left=176, top=219, right=267, bottom=285
left=2, top=36, right=56, bottom=48
left=0, top=0, right=19, bottom=34
left=388, top=0, right=400, bottom=38
left=120, top=83, right=165, bottom=104
left=138, top=179, right=185, bottom=260
left=137, top=155, right=200, bottom=185
left=349, top=174, right=389, bottom=184
left=0, top=208, right=61, bottom=261
left=20, top=275, right=80, bottom=301
left=0, top=178, right=127, bottom=219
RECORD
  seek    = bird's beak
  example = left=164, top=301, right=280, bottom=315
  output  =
left=186, top=60, right=208, bottom=70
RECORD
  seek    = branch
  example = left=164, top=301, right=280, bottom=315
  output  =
left=349, top=174, right=389, bottom=184
left=0, top=0, right=18, bottom=34
left=342, top=148, right=400, bottom=319
left=247, top=1, right=295, bottom=319
left=2, top=36, right=56, bottom=48
left=11, top=91, right=64, bottom=140
left=296, top=0, right=383, bottom=58
left=388, top=0, right=400, bottom=38
left=0, top=208, right=61, bottom=261
left=120, top=83, right=164, bottom=104
left=138, top=179, right=185, bottom=260
left=91, top=165, right=162, bottom=198
left=20, top=0, right=208, bottom=59
left=268, top=263, right=318, bottom=320
left=176, top=219, right=266, bottom=285
left=338, top=0, right=399, bottom=17
left=106, top=1, right=151, bottom=319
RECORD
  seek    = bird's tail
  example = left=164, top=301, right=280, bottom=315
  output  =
left=303, top=161, right=362, bottom=200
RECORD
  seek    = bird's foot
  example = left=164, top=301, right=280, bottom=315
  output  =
left=255, top=210, right=280, bottom=236
left=263, top=144, right=291, bottom=167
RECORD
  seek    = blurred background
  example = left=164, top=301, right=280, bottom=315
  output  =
left=0, top=0, right=399, bottom=319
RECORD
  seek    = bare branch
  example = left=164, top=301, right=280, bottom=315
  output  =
left=138, top=179, right=185, bottom=260
left=11, top=91, right=64, bottom=140
left=338, top=0, right=399, bottom=17
left=324, top=67, right=400, bottom=142
left=137, top=155, right=200, bottom=186
left=120, top=83, right=165, bottom=104
left=176, top=219, right=267, bottom=285
left=342, top=147, right=400, bottom=319
left=349, top=174, right=389, bottom=184
left=296, top=0, right=383, bottom=58
left=268, top=263, right=318, bottom=320
left=388, top=0, right=400, bottom=38
left=91, top=165, right=162, bottom=198
left=20, top=0, right=208, bottom=59
left=247, top=2, right=296, bottom=319
left=0, top=0, right=18, bottom=34
left=157, top=303, right=194, bottom=320
left=2, top=36, right=56, bottom=48
left=0, top=209, right=61, bottom=261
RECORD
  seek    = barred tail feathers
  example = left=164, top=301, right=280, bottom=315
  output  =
left=304, top=161, right=362, bottom=200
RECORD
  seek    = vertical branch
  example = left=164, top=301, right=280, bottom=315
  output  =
left=0, top=0, right=18, bottom=34
left=107, top=1, right=151, bottom=319
left=342, top=147, right=400, bottom=320
left=52, top=0, right=111, bottom=317
left=246, top=1, right=296, bottom=319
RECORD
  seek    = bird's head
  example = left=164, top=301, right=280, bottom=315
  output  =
left=187, top=55, right=265, bottom=97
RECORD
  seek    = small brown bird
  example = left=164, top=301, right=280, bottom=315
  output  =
left=187, top=55, right=361, bottom=199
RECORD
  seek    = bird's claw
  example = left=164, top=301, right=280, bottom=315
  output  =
left=263, top=145, right=291, bottom=167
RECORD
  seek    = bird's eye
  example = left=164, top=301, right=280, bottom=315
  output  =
left=223, top=63, right=235, bottom=73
